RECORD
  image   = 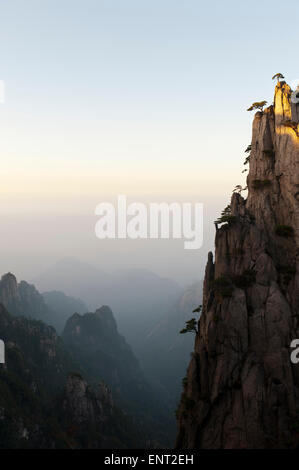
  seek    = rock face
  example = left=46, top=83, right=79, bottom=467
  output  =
left=0, top=273, right=21, bottom=313
left=62, top=306, right=148, bottom=404
left=0, top=273, right=50, bottom=322
left=0, top=273, right=89, bottom=333
left=60, top=373, right=115, bottom=448
left=63, top=373, right=113, bottom=425
left=0, top=301, right=78, bottom=395
left=176, top=82, right=299, bottom=449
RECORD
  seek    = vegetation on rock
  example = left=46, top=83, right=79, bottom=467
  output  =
left=214, top=205, right=237, bottom=225
left=251, top=179, right=271, bottom=189
left=275, top=225, right=294, bottom=237
left=247, top=100, right=267, bottom=112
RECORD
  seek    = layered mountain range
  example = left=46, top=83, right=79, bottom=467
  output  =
left=0, top=273, right=175, bottom=447
left=0, top=303, right=143, bottom=448
left=176, top=81, right=299, bottom=448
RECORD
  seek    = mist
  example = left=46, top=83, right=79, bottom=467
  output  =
left=0, top=196, right=227, bottom=286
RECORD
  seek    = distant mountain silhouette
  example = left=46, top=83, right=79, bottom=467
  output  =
left=0, top=303, right=147, bottom=448
left=33, top=257, right=183, bottom=344
left=0, top=268, right=179, bottom=446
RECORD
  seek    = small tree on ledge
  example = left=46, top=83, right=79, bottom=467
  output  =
left=180, top=306, right=202, bottom=334
left=272, top=73, right=284, bottom=83
left=247, top=101, right=268, bottom=112
left=192, top=305, right=202, bottom=314
left=180, top=318, right=197, bottom=334
left=214, top=205, right=237, bottom=225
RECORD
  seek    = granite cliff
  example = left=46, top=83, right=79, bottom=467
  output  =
left=176, top=81, right=299, bottom=448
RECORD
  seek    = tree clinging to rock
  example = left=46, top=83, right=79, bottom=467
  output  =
left=272, top=73, right=284, bottom=83
left=247, top=100, right=267, bottom=112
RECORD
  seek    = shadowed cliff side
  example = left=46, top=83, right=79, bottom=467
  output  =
left=176, top=81, right=299, bottom=449
left=62, top=306, right=175, bottom=447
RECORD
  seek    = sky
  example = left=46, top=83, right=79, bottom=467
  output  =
left=0, top=0, right=298, bottom=285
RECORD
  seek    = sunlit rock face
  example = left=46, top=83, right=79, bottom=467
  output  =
left=246, top=82, right=299, bottom=242
left=176, top=83, right=299, bottom=449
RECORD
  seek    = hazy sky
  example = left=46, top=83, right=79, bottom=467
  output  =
left=0, top=0, right=298, bottom=285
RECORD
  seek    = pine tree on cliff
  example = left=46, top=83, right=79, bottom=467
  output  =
left=247, top=100, right=267, bottom=112
left=272, top=73, right=284, bottom=83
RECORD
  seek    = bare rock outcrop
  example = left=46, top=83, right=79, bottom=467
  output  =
left=176, top=82, right=299, bottom=448
left=0, top=273, right=21, bottom=312
left=62, top=373, right=113, bottom=425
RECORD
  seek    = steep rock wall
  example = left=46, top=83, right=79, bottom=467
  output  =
left=176, top=82, right=299, bottom=449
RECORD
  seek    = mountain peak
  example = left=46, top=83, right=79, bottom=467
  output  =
left=0, top=272, right=50, bottom=321
left=0, top=272, right=21, bottom=309
left=1, top=272, right=17, bottom=282
left=62, top=306, right=119, bottom=349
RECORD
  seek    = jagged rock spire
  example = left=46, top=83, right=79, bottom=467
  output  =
left=176, top=82, right=299, bottom=449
